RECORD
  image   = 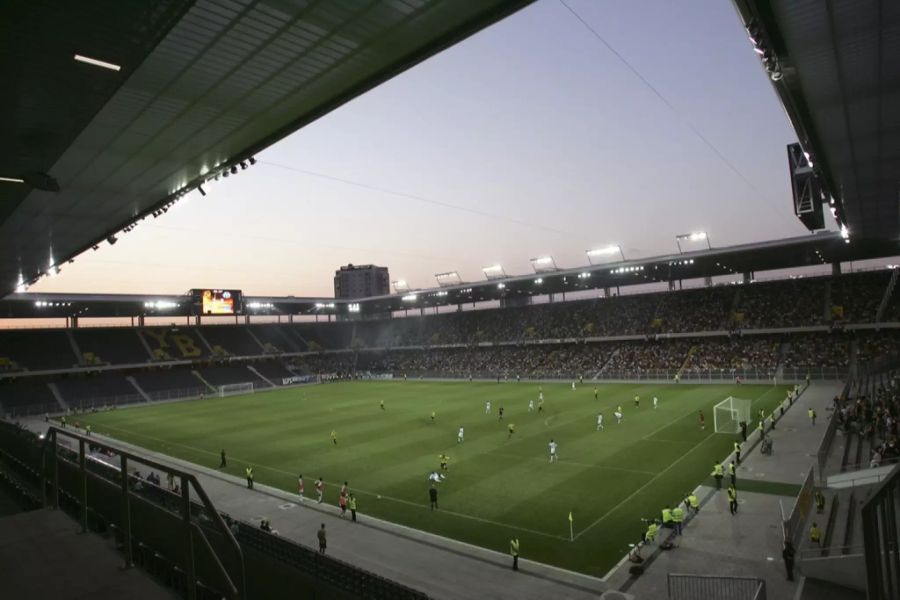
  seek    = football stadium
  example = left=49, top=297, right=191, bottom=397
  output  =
left=1, top=1, right=899, bottom=600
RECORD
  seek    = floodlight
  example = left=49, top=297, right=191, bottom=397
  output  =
left=586, top=245, right=625, bottom=264
left=435, top=271, right=463, bottom=287
left=0, top=176, right=25, bottom=184
left=402, top=294, right=418, bottom=302
left=392, top=280, right=410, bottom=294
left=348, top=303, right=361, bottom=313
left=675, top=231, right=710, bottom=253
left=497, top=283, right=506, bottom=289
left=74, top=54, right=121, bottom=71
left=15, top=274, right=26, bottom=293
left=482, top=264, right=506, bottom=280
left=530, top=256, right=558, bottom=274
left=840, top=224, right=850, bottom=243
left=534, top=278, right=543, bottom=285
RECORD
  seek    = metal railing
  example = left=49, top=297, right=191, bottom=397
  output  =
left=40, top=426, right=245, bottom=600
left=667, top=573, right=766, bottom=600
left=861, top=463, right=900, bottom=600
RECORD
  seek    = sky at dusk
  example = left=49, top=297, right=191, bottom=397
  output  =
left=30, top=0, right=819, bottom=299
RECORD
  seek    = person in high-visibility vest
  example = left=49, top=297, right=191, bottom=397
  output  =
left=728, top=485, right=738, bottom=515
left=661, top=506, right=674, bottom=528
left=245, top=466, right=254, bottom=489
left=510, top=538, right=520, bottom=571
left=734, top=441, right=741, bottom=464
left=688, top=493, right=700, bottom=514
left=810, top=522, right=822, bottom=545
left=729, top=461, right=737, bottom=486
left=808, top=408, right=816, bottom=426
left=712, top=462, right=724, bottom=489
left=644, top=520, right=659, bottom=544
left=349, top=494, right=358, bottom=523
left=672, top=505, right=684, bottom=535
left=815, top=490, right=825, bottom=513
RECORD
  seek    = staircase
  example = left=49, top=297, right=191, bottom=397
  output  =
left=126, top=376, right=152, bottom=402
left=135, top=330, right=155, bottom=360
left=194, top=329, right=214, bottom=353
left=65, top=330, right=83, bottom=365
left=191, top=370, right=217, bottom=394
left=47, top=383, right=69, bottom=412
left=245, top=327, right=268, bottom=353
left=595, top=348, right=620, bottom=378
left=675, top=345, right=698, bottom=380
left=247, top=365, right=275, bottom=387
left=875, top=267, right=899, bottom=323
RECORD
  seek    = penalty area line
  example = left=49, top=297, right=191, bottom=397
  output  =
left=574, top=386, right=779, bottom=540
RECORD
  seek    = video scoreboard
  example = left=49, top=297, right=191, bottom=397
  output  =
left=190, top=289, right=243, bottom=315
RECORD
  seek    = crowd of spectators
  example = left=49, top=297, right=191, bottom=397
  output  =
left=780, top=333, right=851, bottom=371
left=830, top=271, right=891, bottom=323
left=682, top=336, right=779, bottom=373
left=651, top=287, right=732, bottom=333
left=356, top=343, right=611, bottom=379
left=735, top=278, right=828, bottom=329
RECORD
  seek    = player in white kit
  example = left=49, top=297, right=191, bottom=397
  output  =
left=614, top=410, right=623, bottom=424
left=571, top=381, right=576, bottom=391
left=485, top=401, right=491, bottom=414
left=528, top=399, right=534, bottom=412
left=596, top=412, right=604, bottom=430
left=653, top=396, right=658, bottom=409
left=548, top=439, right=559, bottom=463
left=457, top=426, right=464, bottom=443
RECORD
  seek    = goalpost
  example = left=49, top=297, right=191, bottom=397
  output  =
left=713, top=396, right=752, bottom=434
left=218, top=382, right=255, bottom=397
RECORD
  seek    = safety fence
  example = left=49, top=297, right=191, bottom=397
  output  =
left=0, top=421, right=430, bottom=600
left=667, top=573, right=766, bottom=600
left=781, top=466, right=815, bottom=548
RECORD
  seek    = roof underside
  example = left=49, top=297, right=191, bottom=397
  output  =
left=0, top=0, right=536, bottom=297
left=734, top=0, right=900, bottom=239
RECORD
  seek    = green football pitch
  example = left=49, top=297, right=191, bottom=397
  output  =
left=77, top=380, right=789, bottom=576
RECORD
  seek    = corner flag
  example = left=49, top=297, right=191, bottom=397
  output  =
left=568, top=511, right=574, bottom=541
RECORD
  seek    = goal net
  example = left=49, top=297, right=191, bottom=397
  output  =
left=218, top=382, right=254, bottom=397
left=713, top=396, right=752, bottom=434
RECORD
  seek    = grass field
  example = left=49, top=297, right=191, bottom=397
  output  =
left=77, top=380, right=789, bottom=576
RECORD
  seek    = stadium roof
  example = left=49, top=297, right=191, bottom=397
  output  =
left=732, top=0, right=900, bottom=240
left=2, top=231, right=897, bottom=320
left=0, top=0, right=536, bottom=298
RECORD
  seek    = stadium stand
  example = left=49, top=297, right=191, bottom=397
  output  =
left=781, top=333, right=852, bottom=371
left=0, top=330, right=78, bottom=371
left=651, top=286, right=733, bottom=333
left=130, top=368, right=208, bottom=401
left=200, top=326, right=264, bottom=357
left=72, top=327, right=151, bottom=365
left=141, top=327, right=210, bottom=361
left=249, top=360, right=301, bottom=385
left=54, top=372, right=143, bottom=410
left=0, top=378, right=59, bottom=416
left=249, top=324, right=304, bottom=353
left=734, top=277, right=829, bottom=329
left=197, top=365, right=271, bottom=389
left=828, top=270, right=891, bottom=323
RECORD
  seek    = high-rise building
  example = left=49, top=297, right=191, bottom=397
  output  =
left=333, top=264, right=390, bottom=299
